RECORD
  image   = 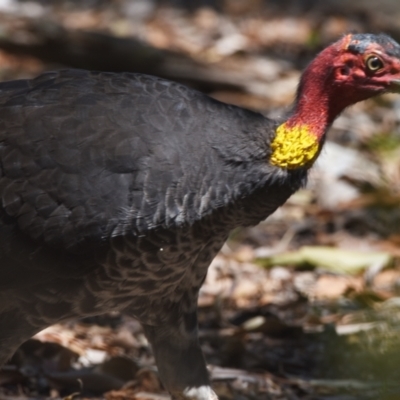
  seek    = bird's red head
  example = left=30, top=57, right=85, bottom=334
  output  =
left=270, top=33, right=400, bottom=170
left=296, top=33, right=400, bottom=126
left=322, top=33, right=400, bottom=106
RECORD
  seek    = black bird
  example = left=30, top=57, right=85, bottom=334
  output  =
left=1, top=33, right=400, bottom=400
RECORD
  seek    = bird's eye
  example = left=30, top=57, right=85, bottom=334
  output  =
left=366, top=55, right=384, bottom=71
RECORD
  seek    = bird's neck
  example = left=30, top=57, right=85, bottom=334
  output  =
left=270, top=45, right=348, bottom=170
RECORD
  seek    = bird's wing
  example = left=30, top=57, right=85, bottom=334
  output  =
left=0, top=70, right=218, bottom=284
left=0, top=70, right=277, bottom=288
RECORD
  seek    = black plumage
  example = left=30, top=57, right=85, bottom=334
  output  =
left=0, top=70, right=303, bottom=399
left=1, top=32, right=400, bottom=400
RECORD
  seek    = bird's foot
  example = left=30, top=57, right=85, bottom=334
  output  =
left=171, top=385, right=218, bottom=400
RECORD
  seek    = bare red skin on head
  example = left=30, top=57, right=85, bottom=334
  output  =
left=285, top=34, right=400, bottom=140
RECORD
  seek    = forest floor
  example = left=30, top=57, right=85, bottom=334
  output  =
left=0, top=1, right=400, bottom=399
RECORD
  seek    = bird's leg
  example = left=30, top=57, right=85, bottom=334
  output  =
left=143, top=310, right=217, bottom=400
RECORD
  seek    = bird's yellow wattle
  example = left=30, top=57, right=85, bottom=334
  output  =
left=270, top=123, right=320, bottom=169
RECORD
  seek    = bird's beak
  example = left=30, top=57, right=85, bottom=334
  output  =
left=388, top=78, right=400, bottom=93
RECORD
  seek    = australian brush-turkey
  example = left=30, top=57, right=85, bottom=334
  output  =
left=1, top=33, right=400, bottom=399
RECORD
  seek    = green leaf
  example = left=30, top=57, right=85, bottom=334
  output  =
left=257, top=246, right=392, bottom=275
